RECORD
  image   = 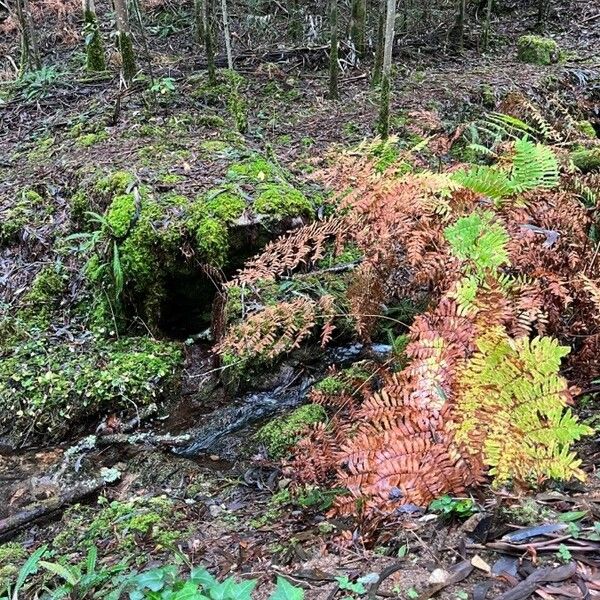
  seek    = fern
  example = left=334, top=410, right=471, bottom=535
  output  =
left=510, top=137, right=559, bottom=192
left=452, top=137, right=559, bottom=203
left=455, top=327, right=593, bottom=485
left=444, top=211, right=510, bottom=275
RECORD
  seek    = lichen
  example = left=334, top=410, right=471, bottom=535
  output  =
left=253, top=183, right=313, bottom=218
left=256, top=404, right=327, bottom=458
left=517, top=35, right=559, bottom=65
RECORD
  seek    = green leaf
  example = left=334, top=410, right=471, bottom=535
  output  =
left=191, top=567, right=217, bottom=590
left=13, top=545, right=47, bottom=598
left=558, top=510, right=588, bottom=522
left=134, top=568, right=168, bottom=592
left=335, top=576, right=366, bottom=595
left=39, top=561, right=79, bottom=586
left=269, top=577, right=304, bottom=600
left=85, top=546, right=98, bottom=574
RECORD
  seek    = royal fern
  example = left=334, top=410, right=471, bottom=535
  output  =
left=454, top=326, right=592, bottom=485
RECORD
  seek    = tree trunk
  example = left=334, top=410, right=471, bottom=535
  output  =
left=377, top=0, right=395, bottom=139
left=371, top=0, right=385, bottom=87
left=204, top=0, right=217, bottom=85
left=454, top=0, right=466, bottom=52
left=350, top=0, right=367, bottom=61
left=82, top=0, right=106, bottom=71
left=113, top=0, right=136, bottom=82
left=14, top=0, right=40, bottom=73
left=221, top=0, right=233, bottom=70
left=328, top=0, right=339, bottom=100
left=288, top=0, right=301, bottom=42
left=481, top=0, right=493, bottom=51
left=194, top=0, right=205, bottom=46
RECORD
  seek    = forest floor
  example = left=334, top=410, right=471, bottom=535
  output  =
left=1, top=0, right=600, bottom=598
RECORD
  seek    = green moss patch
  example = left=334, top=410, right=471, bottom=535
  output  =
left=254, top=183, right=313, bottom=218
left=571, top=147, right=600, bottom=172
left=0, top=335, right=181, bottom=444
left=256, top=404, right=327, bottom=458
left=517, top=35, right=559, bottom=65
left=0, top=188, right=53, bottom=247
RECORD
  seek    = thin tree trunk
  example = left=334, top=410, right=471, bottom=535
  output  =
left=288, top=0, right=301, bottom=42
left=537, top=0, right=550, bottom=31
left=204, top=0, right=217, bottom=85
left=194, top=0, right=205, bottom=46
left=377, top=0, right=395, bottom=139
left=328, top=0, right=339, bottom=100
left=113, top=0, right=136, bottom=83
left=14, top=0, right=40, bottom=73
left=371, top=0, right=385, bottom=87
left=82, top=0, right=106, bottom=71
left=221, top=0, right=233, bottom=70
left=455, top=0, right=466, bottom=52
left=350, top=0, right=367, bottom=61
left=481, top=0, right=493, bottom=51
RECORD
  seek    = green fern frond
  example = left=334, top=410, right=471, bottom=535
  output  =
left=487, top=112, right=538, bottom=137
left=455, top=327, right=593, bottom=486
left=510, top=137, right=559, bottom=192
left=452, top=166, right=513, bottom=201
left=444, top=211, right=510, bottom=275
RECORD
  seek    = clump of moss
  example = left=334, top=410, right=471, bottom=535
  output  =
left=0, top=188, right=51, bottom=246
left=571, top=147, right=600, bottom=172
left=193, top=216, right=229, bottom=266
left=159, top=173, right=184, bottom=186
left=197, top=114, right=226, bottom=128
left=200, top=140, right=231, bottom=154
left=517, top=35, right=559, bottom=65
left=95, top=170, right=135, bottom=196
left=77, top=131, right=108, bottom=147
left=201, top=187, right=247, bottom=222
left=254, top=183, right=313, bottom=218
left=256, top=404, right=327, bottom=458
left=0, top=543, right=27, bottom=591
left=83, top=9, right=106, bottom=72
left=227, top=156, right=281, bottom=182
left=576, top=120, right=596, bottom=139
left=54, top=496, right=186, bottom=557
left=0, top=334, right=181, bottom=444
left=18, top=264, right=67, bottom=327
left=106, top=193, right=136, bottom=238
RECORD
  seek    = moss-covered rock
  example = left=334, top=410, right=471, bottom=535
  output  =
left=254, top=183, right=313, bottom=218
left=571, top=147, right=600, bottom=172
left=576, top=120, right=597, bottom=139
left=256, top=404, right=327, bottom=458
left=95, top=170, right=135, bottom=197
left=0, top=334, right=181, bottom=444
left=0, top=188, right=52, bottom=247
left=106, top=193, right=137, bottom=238
left=517, top=35, right=559, bottom=65
left=227, top=156, right=281, bottom=182
left=18, top=264, right=67, bottom=328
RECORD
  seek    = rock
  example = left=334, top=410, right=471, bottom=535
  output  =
left=517, top=35, right=560, bottom=65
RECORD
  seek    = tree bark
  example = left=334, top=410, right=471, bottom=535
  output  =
left=377, top=0, right=395, bottom=138
left=194, top=0, right=205, bottom=46
left=454, top=0, right=466, bottom=52
left=113, top=0, right=136, bottom=83
left=481, top=0, right=493, bottom=51
left=371, top=0, right=385, bottom=87
left=14, top=0, right=40, bottom=73
left=204, top=0, right=217, bottom=85
left=350, top=0, right=367, bottom=61
left=82, top=0, right=106, bottom=72
left=221, top=0, right=233, bottom=69
left=328, top=0, right=339, bottom=100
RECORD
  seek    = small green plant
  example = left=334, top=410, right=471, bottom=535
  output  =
left=429, top=495, right=477, bottom=520
left=406, top=588, right=419, bottom=600
left=18, top=66, right=61, bottom=100
left=150, top=77, right=177, bottom=96
left=556, top=544, right=572, bottom=563
left=335, top=575, right=366, bottom=595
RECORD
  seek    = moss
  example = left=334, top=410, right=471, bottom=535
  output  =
left=570, top=148, right=600, bottom=172
left=27, top=136, right=55, bottom=161
left=106, top=193, right=136, bottom=237
left=53, top=496, right=186, bottom=558
left=314, top=376, right=348, bottom=395
left=69, top=189, right=90, bottom=223
left=118, top=31, right=136, bottom=83
left=200, top=140, right=231, bottom=154
left=18, top=264, right=67, bottom=327
left=256, top=403, right=327, bottom=458
left=227, top=156, right=281, bottom=182
left=201, top=187, right=246, bottom=222
left=84, top=9, right=106, bottom=72
left=159, top=173, right=184, bottom=185
left=517, top=35, right=559, bottom=65
left=77, top=131, right=108, bottom=147
left=377, top=72, right=391, bottom=139
left=193, top=216, right=229, bottom=266
left=0, top=334, right=181, bottom=444
left=0, top=542, right=27, bottom=590
left=0, top=188, right=50, bottom=246
left=254, top=183, right=313, bottom=218
left=576, top=121, right=597, bottom=139
left=95, top=170, right=135, bottom=196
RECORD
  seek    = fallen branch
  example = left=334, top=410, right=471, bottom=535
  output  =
left=495, top=562, right=578, bottom=600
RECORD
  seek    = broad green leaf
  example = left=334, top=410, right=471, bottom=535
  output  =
left=39, top=561, right=79, bottom=586
left=269, top=577, right=304, bottom=600
left=191, top=567, right=217, bottom=589
left=13, top=545, right=47, bottom=598
left=558, top=510, right=588, bottom=522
